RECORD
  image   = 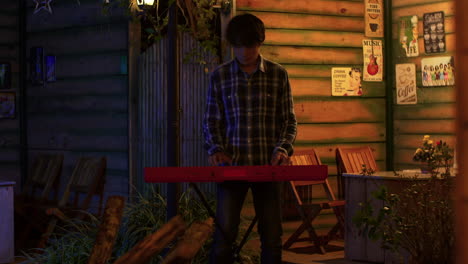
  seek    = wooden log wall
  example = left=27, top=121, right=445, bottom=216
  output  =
left=236, top=0, right=385, bottom=231
left=236, top=0, right=385, bottom=193
left=0, top=1, right=20, bottom=186
left=392, top=0, right=455, bottom=169
left=25, top=0, right=130, bottom=208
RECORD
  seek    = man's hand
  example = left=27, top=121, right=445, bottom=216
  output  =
left=271, top=151, right=291, bottom=166
left=208, top=152, right=232, bottom=166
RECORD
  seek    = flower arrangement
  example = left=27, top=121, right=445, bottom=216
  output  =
left=412, top=135, right=453, bottom=177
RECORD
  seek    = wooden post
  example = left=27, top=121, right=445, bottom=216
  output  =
left=160, top=218, right=214, bottom=264
left=113, top=215, right=186, bottom=264
left=87, top=196, right=125, bottom=264
left=456, top=0, right=468, bottom=263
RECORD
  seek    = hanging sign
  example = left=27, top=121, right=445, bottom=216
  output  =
left=331, top=67, right=362, bottom=96
left=365, top=0, right=384, bottom=37
left=421, top=56, right=454, bottom=87
left=362, top=39, right=383, bottom=82
left=395, top=64, right=417, bottom=105
left=423, top=11, right=445, bottom=54
left=399, top=15, right=419, bottom=57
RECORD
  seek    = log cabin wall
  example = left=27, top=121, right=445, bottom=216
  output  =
left=236, top=1, right=386, bottom=190
left=25, top=0, right=130, bottom=208
left=0, top=1, right=20, bottom=186
left=392, top=0, right=455, bottom=169
left=236, top=0, right=386, bottom=229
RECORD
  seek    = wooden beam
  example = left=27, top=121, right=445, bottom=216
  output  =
left=161, top=218, right=214, bottom=264
left=87, top=196, right=125, bottom=264
left=112, top=215, right=186, bottom=264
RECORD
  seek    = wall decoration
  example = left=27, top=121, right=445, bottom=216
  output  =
left=33, top=0, right=53, bottom=14
left=423, top=11, right=445, bottom=54
left=395, top=64, right=417, bottom=105
left=0, top=92, right=15, bottom=119
left=30, top=47, right=44, bottom=85
left=362, top=39, right=383, bottom=81
left=45, top=55, right=56, bottom=82
left=365, top=0, right=384, bottom=37
left=399, top=15, right=419, bottom=57
left=421, top=56, right=454, bottom=87
left=0, top=63, right=11, bottom=90
left=331, top=67, right=362, bottom=96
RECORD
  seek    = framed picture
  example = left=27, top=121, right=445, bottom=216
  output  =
left=421, top=56, right=454, bottom=87
left=0, top=92, right=15, bottom=119
left=423, top=11, right=445, bottom=54
left=0, top=62, right=11, bottom=89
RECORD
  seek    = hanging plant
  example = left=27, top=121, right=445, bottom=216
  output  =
left=102, top=0, right=224, bottom=65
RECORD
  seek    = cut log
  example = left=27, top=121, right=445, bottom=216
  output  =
left=161, top=217, right=214, bottom=264
left=113, top=215, right=186, bottom=264
left=88, top=196, right=126, bottom=264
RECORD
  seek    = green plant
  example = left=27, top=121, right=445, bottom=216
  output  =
left=413, top=135, right=453, bottom=177
left=103, top=0, right=222, bottom=65
left=19, top=186, right=214, bottom=264
left=353, top=176, right=455, bottom=264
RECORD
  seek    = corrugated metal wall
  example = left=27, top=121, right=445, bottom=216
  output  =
left=137, top=33, right=216, bottom=195
left=0, top=0, right=20, bottom=186
left=25, top=0, right=130, bottom=209
left=392, top=0, right=455, bottom=169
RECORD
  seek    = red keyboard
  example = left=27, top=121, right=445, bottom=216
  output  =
left=144, top=165, right=328, bottom=183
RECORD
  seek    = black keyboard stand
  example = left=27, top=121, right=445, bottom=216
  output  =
left=189, top=182, right=258, bottom=264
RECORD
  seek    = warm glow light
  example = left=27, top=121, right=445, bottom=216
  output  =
left=137, top=0, right=154, bottom=5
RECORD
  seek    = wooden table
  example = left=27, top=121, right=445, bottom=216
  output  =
left=343, top=170, right=449, bottom=263
left=0, top=181, right=15, bottom=264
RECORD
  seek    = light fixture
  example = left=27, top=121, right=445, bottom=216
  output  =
left=137, top=0, right=154, bottom=6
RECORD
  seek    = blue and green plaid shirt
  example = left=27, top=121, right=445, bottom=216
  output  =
left=203, top=55, right=297, bottom=165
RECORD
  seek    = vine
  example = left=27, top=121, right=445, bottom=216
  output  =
left=103, top=0, right=226, bottom=65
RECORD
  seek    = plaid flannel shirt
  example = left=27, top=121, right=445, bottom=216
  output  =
left=203, top=55, right=297, bottom=165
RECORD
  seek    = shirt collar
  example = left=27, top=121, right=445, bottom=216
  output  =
left=233, top=54, right=266, bottom=74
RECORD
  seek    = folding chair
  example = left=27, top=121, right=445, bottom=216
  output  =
left=336, top=146, right=378, bottom=199
left=283, top=150, right=345, bottom=254
left=37, top=156, right=107, bottom=248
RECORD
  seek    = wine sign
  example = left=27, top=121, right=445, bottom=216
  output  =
left=365, top=0, right=384, bottom=37
left=423, top=11, right=445, bottom=54
left=362, top=39, right=383, bottom=82
left=395, top=64, right=417, bottom=105
left=399, top=15, right=419, bottom=57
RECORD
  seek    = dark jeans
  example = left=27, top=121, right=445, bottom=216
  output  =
left=209, top=181, right=283, bottom=264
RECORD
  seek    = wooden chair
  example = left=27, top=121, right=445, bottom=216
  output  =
left=16, top=153, right=64, bottom=204
left=15, top=154, right=64, bottom=250
left=335, top=146, right=378, bottom=199
left=38, top=156, right=107, bottom=248
left=283, top=150, right=345, bottom=254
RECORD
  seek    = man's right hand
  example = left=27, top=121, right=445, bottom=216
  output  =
left=208, top=152, right=232, bottom=166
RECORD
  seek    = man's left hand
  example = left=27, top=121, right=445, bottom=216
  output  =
left=271, top=151, right=291, bottom=166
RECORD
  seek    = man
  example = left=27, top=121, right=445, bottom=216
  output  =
left=203, top=13, right=297, bottom=264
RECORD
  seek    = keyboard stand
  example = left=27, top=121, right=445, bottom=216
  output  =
left=190, top=182, right=258, bottom=263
